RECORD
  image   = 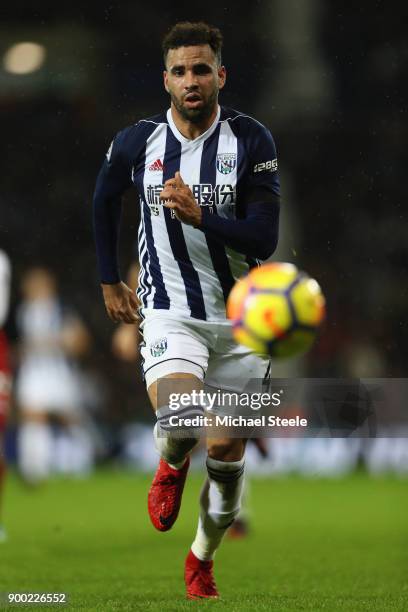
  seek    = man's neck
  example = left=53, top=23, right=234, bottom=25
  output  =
left=170, top=104, right=219, bottom=140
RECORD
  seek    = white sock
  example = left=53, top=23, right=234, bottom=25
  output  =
left=153, top=405, right=200, bottom=467
left=191, top=456, right=245, bottom=561
left=153, top=423, right=190, bottom=468
left=18, top=422, right=53, bottom=484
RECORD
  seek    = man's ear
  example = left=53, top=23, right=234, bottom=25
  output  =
left=218, top=65, right=226, bottom=90
left=163, top=70, right=169, bottom=93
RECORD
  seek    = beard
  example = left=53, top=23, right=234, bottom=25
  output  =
left=170, top=88, right=218, bottom=124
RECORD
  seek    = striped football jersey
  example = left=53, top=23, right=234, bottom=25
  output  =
left=96, top=106, right=280, bottom=321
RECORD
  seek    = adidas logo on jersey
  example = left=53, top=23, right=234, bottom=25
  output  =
left=148, top=159, right=164, bottom=172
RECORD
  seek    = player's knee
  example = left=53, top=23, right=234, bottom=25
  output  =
left=207, top=439, right=245, bottom=462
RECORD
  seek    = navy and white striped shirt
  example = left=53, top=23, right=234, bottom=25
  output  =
left=93, top=106, right=280, bottom=322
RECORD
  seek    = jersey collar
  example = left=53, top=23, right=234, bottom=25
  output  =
left=166, top=105, right=221, bottom=145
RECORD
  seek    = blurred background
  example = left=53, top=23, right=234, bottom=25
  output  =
left=0, top=0, right=407, bottom=479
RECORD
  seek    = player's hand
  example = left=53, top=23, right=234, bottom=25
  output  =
left=101, top=281, right=139, bottom=324
left=160, top=171, right=202, bottom=226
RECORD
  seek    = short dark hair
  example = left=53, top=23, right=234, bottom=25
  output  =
left=162, top=21, right=223, bottom=66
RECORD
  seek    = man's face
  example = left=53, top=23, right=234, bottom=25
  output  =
left=164, top=44, right=226, bottom=123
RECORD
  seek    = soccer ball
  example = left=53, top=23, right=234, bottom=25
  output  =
left=226, top=262, right=325, bottom=358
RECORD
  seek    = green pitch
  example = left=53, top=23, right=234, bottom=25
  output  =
left=1, top=470, right=407, bottom=611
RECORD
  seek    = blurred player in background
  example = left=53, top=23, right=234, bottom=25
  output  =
left=16, top=267, right=92, bottom=484
left=94, top=22, right=280, bottom=599
left=0, top=250, right=11, bottom=541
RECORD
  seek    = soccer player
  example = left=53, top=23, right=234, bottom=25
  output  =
left=16, top=267, right=92, bottom=483
left=93, top=21, right=280, bottom=599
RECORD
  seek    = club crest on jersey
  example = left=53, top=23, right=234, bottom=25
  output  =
left=216, top=153, right=237, bottom=175
left=150, top=337, right=167, bottom=357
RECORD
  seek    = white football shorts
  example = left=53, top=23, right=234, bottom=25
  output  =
left=140, top=310, right=270, bottom=391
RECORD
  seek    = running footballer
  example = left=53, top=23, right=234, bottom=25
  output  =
left=93, top=21, right=280, bottom=600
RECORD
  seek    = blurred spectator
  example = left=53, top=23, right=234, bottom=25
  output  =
left=15, top=267, right=92, bottom=483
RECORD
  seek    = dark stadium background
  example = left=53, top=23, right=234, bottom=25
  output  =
left=1, top=1, right=405, bottom=433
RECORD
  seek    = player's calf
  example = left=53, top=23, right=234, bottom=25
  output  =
left=148, top=373, right=203, bottom=466
left=207, top=437, right=246, bottom=462
left=153, top=419, right=198, bottom=467
left=191, top=454, right=246, bottom=561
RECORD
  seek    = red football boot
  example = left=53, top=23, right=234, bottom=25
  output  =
left=184, top=549, right=219, bottom=600
left=147, top=457, right=190, bottom=531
